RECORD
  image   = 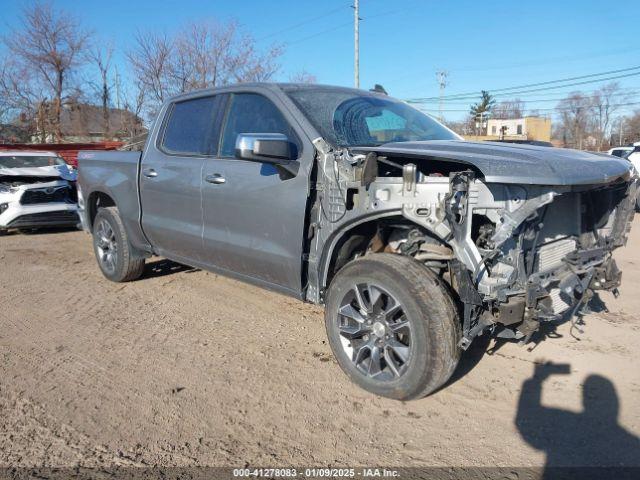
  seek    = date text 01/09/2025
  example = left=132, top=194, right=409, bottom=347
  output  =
left=232, top=467, right=400, bottom=477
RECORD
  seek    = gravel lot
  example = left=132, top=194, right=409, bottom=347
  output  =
left=1, top=219, right=639, bottom=470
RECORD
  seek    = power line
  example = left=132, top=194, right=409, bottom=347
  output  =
left=407, top=66, right=640, bottom=102
left=414, top=66, right=640, bottom=101
left=385, top=47, right=640, bottom=85
left=283, top=1, right=420, bottom=47
left=446, top=47, right=640, bottom=73
left=256, top=5, right=350, bottom=42
left=412, top=88, right=640, bottom=105
left=459, top=71, right=640, bottom=99
left=286, top=21, right=353, bottom=46
left=416, top=101, right=640, bottom=114
left=407, top=72, right=640, bottom=106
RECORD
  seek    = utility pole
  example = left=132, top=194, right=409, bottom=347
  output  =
left=353, top=0, right=360, bottom=88
left=575, top=106, right=582, bottom=150
left=436, top=70, right=448, bottom=122
left=114, top=65, right=121, bottom=111
left=114, top=65, right=125, bottom=137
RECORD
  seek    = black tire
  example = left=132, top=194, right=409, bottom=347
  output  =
left=325, top=253, right=460, bottom=400
left=92, top=206, right=145, bottom=282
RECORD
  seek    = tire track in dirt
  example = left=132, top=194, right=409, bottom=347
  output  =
left=1, top=227, right=639, bottom=467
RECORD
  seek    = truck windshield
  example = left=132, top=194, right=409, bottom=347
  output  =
left=284, top=87, right=460, bottom=147
left=0, top=155, right=67, bottom=168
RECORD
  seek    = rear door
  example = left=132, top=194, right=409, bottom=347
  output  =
left=200, top=90, right=312, bottom=296
left=140, top=94, right=224, bottom=261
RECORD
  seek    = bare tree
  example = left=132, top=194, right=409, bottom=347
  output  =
left=444, top=115, right=475, bottom=136
left=223, top=31, right=283, bottom=83
left=127, top=20, right=283, bottom=119
left=170, top=21, right=234, bottom=91
left=127, top=31, right=172, bottom=110
left=626, top=110, right=640, bottom=143
left=289, top=70, right=317, bottom=83
left=493, top=98, right=525, bottom=119
left=90, top=44, right=114, bottom=138
left=610, top=116, right=628, bottom=146
left=556, top=93, right=593, bottom=150
left=3, top=2, right=91, bottom=141
left=0, top=57, right=49, bottom=139
left=591, top=82, right=628, bottom=150
left=118, top=78, right=147, bottom=140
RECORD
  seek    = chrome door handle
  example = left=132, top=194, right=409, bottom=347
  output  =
left=205, top=174, right=226, bottom=184
left=142, top=168, right=158, bottom=178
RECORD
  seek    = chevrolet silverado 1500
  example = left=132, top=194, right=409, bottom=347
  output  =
left=77, top=83, right=637, bottom=399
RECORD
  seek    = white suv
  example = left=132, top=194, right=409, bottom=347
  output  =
left=607, top=146, right=634, bottom=158
left=0, top=151, right=79, bottom=234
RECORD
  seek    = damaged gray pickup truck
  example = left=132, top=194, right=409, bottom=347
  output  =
left=78, top=84, right=638, bottom=400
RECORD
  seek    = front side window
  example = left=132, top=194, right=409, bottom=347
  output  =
left=162, top=96, right=218, bottom=155
left=219, top=93, right=298, bottom=158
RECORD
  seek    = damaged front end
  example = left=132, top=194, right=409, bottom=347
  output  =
left=0, top=165, right=79, bottom=232
left=438, top=170, right=637, bottom=347
left=307, top=139, right=638, bottom=349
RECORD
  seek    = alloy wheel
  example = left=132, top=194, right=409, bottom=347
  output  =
left=95, top=219, right=118, bottom=274
left=336, top=283, right=412, bottom=381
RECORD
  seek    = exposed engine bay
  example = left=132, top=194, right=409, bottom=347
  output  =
left=305, top=138, right=638, bottom=349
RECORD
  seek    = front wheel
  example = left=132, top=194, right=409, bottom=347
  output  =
left=92, top=206, right=145, bottom=282
left=325, top=254, right=460, bottom=400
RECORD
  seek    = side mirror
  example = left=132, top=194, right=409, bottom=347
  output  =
left=235, top=133, right=299, bottom=177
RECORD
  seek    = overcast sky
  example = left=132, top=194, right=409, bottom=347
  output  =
left=1, top=0, right=639, bottom=121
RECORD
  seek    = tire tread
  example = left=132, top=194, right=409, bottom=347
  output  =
left=325, top=253, right=461, bottom=400
left=94, top=206, right=145, bottom=282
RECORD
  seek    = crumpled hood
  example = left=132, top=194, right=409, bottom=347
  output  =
left=0, top=164, right=77, bottom=181
left=359, top=140, right=632, bottom=186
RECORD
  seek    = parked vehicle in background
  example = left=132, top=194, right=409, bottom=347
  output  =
left=78, top=83, right=637, bottom=400
left=624, top=146, right=640, bottom=170
left=607, top=146, right=634, bottom=158
left=0, top=151, right=79, bottom=235
left=624, top=146, right=640, bottom=210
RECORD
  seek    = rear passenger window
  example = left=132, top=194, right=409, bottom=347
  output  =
left=162, top=96, right=217, bottom=155
left=219, top=93, right=299, bottom=158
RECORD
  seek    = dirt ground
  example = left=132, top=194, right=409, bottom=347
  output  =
left=1, top=219, right=639, bottom=471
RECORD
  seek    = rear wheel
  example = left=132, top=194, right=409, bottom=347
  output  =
left=92, top=207, right=145, bottom=282
left=325, top=253, right=460, bottom=400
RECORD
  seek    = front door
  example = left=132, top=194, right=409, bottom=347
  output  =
left=200, top=91, right=312, bottom=295
left=140, top=94, right=223, bottom=262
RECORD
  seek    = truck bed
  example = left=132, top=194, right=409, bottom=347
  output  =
left=77, top=150, right=149, bottom=251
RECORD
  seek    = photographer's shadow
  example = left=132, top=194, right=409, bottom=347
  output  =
left=516, top=362, right=640, bottom=477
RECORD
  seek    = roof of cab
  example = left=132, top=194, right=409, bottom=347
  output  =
left=167, top=82, right=382, bottom=102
